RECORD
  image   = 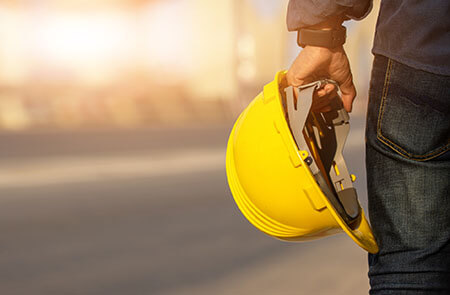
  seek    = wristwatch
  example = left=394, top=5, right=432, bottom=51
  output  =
left=297, top=26, right=346, bottom=48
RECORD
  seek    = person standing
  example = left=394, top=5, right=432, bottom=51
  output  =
left=286, top=0, right=450, bottom=293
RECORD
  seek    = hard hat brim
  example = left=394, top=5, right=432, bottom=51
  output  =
left=227, top=118, right=378, bottom=253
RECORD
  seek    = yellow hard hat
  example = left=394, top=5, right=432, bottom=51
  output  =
left=226, top=70, right=378, bottom=254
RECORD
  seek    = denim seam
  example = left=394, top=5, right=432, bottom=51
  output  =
left=376, top=58, right=450, bottom=161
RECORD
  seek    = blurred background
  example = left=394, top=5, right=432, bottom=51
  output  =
left=0, top=0, right=379, bottom=294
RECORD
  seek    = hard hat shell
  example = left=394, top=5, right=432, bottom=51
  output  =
left=226, top=71, right=378, bottom=253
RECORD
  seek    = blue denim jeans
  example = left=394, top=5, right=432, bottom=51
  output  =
left=366, top=55, right=450, bottom=294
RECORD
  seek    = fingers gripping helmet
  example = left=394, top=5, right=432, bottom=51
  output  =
left=226, top=71, right=378, bottom=253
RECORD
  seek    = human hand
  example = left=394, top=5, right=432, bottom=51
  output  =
left=286, top=45, right=356, bottom=112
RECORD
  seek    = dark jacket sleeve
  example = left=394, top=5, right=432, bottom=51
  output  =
left=287, top=0, right=372, bottom=31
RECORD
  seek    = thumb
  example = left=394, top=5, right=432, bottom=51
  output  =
left=339, top=76, right=356, bottom=112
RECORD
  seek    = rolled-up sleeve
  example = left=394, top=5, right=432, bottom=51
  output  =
left=287, top=0, right=372, bottom=31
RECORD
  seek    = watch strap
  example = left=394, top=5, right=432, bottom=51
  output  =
left=297, top=26, right=346, bottom=48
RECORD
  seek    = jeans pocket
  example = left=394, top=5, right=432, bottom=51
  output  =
left=376, top=59, right=450, bottom=161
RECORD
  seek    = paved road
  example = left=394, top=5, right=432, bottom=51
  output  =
left=0, top=125, right=370, bottom=295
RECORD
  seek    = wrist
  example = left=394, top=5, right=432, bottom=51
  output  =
left=304, top=45, right=343, bottom=53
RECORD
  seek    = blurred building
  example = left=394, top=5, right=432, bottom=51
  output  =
left=0, top=0, right=289, bottom=131
left=0, top=0, right=378, bottom=131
